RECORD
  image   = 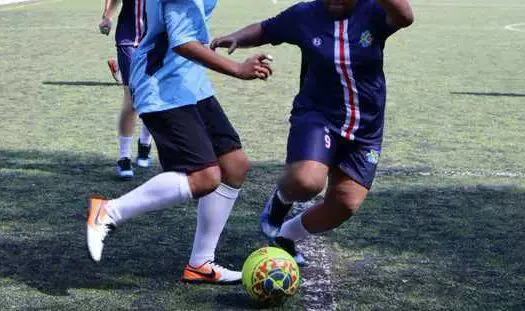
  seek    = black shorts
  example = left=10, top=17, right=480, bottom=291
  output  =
left=140, top=96, right=242, bottom=173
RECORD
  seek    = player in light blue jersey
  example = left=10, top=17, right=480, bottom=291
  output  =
left=87, top=0, right=273, bottom=285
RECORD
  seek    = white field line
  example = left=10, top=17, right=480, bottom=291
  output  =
left=291, top=200, right=336, bottom=311
left=299, top=235, right=337, bottom=311
left=416, top=3, right=525, bottom=8
left=377, top=169, right=525, bottom=178
left=0, top=0, right=62, bottom=11
left=505, top=23, right=525, bottom=32
left=5, top=26, right=94, bottom=30
left=0, top=0, right=32, bottom=5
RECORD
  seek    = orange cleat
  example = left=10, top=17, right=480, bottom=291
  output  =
left=107, top=57, right=121, bottom=83
left=182, top=261, right=241, bottom=285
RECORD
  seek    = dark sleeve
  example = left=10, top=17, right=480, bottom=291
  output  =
left=370, top=1, right=398, bottom=40
left=261, top=4, right=301, bottom=45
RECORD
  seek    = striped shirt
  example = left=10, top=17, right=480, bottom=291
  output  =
left=262, top=0, right=397, bottom=148
left=115, top=0, right=145, bottom=47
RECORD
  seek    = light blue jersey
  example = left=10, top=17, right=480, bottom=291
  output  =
left=130, top=0, right=217, bottom=115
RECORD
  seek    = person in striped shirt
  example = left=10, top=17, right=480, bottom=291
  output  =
left=99, top=0, right=152, bottom=180
left=211, top=0, right=414, bottom=265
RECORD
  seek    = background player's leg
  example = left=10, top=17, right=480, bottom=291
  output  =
left=116, top=86, right=136, bottom=179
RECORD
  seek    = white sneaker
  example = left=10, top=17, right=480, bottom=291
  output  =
left=86, top=197, right=116, bottom=262
left=182, top=261, right=242, bottom=285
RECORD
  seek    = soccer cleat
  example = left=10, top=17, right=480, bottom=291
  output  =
left=86, top=196, right=116, bottom=262
left=272, top=237, right=307, bottom=267
left=117, top=158, right=134, bottom=180
left=260, top=188, right=293, bottom=239
left=181, top=261, right=242, bottom=285
left=136, top=140, right=152, bottom=168
left=107, top=57, right=121, bottom=83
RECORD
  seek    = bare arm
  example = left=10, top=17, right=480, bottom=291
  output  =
left=99, top=0, right=120, bottom=35
left=174, top=41, right=272, bottom=80
left=102, top=0, right=120, bottom=20
left=376, top=0, right=414, bottom=28
left=210, top=23, right=265, bottom=54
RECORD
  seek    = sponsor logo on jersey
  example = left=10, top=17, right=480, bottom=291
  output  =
left=366, top=150, right=380, bottom=165
left=359, top=30, right=373, bottom=48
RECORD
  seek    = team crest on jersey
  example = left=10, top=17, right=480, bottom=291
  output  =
left=366, top=150, right=380, bottom=165
left=359, top=31, right=374, bottom=48
left=312, top=37, right=323, bottom=47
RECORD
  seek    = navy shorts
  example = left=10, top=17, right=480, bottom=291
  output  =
left=140, top=96, right=242, bottom=173
left=117, top=45, right=136, bottom=86
left=286, top=111, right=381, bottom=189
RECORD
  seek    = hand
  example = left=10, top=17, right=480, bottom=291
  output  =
left=235, top=53, right=273, bottom=81
left=210, top=36, right=238, bottom=55
left=99, top=17, right=112, bottom=35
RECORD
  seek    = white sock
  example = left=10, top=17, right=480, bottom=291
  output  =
left=189, top=183, right=240, bottom=267
left=119, top=136, right=133, bottom=159
left=107, top=172, right=192, bottom=224
left=278, top=213, right=311, bottom=241
left=139, top=126, right=152, bottom=146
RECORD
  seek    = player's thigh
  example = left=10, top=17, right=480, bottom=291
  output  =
left=121, top=86, right=134, bottom=112
left=283, top=116, right=336, bottom=194
left=117, top=45, right=135, bottom=86
left=140, top=105, right=217, bottom=174
left=335, top=142, right=381, bottom=191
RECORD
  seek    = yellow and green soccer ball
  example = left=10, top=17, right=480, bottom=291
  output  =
left=242, top=247, right=301, bottom=304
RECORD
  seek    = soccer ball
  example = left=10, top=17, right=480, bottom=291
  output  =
left=242, top=246, right=301, bottom=304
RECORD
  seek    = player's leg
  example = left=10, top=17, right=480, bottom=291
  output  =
left=275, top=144, right=379, bottom=265
left=136, top=122, right=153, bottom=168
left=87, top=105, right=221, bottom=263
left=184, top=97, right=249, bottom=284
left=115, top=46, right=153, bottom=179
left=116, top=85, right=136, bottom=179
left=261, top=114, right=335, bottom=239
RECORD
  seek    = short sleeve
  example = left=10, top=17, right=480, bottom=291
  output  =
left=370, top=1, right=398, bottom=39
left=163, top=0, right=209, bottom=50
left=261, top=4, right=301, bottom=45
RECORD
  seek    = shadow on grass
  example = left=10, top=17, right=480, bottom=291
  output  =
left=1, top=149, right=524, bottom=309
left=330, top=184, right=525, bottom=309
left=450, top=91, right=525, bottom=97
left=42, top=81, right=120, bottom=87
left=0, top=149, right=281, bottom=301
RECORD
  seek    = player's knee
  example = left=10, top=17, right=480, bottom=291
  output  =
left=336, top=195, right=364, bottom=217
left=219, top=150, right=250, bottom=188
left=189, top=166, right=221, bottom=197
left=292, top=173, right=326, bottom=199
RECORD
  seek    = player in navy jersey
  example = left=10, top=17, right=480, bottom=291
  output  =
left=99, top=0, right=153, bottom=180
left=212, top=0, right=414, bottom=265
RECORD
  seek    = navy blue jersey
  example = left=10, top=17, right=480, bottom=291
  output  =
left=262, top=0, right=397, bottom=147
left=116, top=0, right=145, bottom=46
